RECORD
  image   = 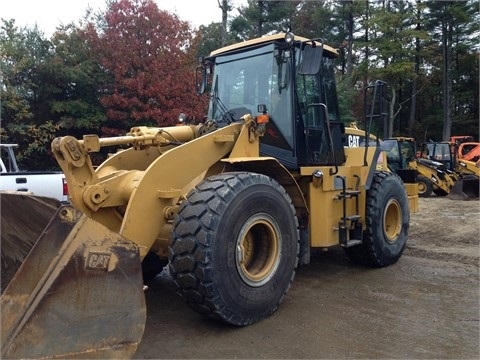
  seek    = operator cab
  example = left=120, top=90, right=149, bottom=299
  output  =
left=384, top=138, right=416, bottom=173
left=420, top=142, right=456, bottom=171
left=198, top=33, right=345, bottom=170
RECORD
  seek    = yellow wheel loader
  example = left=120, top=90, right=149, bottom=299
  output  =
left=1, top=33, right=415, bottom=359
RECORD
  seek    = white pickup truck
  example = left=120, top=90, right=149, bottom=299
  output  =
left=0, top=143, right=68, bottom=202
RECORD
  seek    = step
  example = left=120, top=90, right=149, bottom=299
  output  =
left=334, top=190, right=361, bottom=200
left=340, top=239, right=363, bottom=248
left=343, top=215, right=361, bottom=221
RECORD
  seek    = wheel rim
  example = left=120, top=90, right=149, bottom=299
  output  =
left=383, top=199, right=402, bottom=243
left=236, top=213, right=281, bottom=287
left=418, top=181, right=426, bottom=195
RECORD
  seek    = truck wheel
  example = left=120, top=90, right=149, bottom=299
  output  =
left=417, top=175, right=433, bottom=197
left=344, top=171, right=409, bottom=267
left=169, top=172, right=299, bottom=325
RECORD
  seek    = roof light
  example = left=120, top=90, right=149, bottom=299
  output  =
left=178, top=113, right=186, bottom=124
left=285, top=32, right=294, bottom=44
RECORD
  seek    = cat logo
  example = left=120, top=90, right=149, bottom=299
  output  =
left=348, top=135, right=361, bottom=148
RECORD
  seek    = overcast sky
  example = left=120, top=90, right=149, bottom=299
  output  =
left=1, top=0, right=246, bottom=36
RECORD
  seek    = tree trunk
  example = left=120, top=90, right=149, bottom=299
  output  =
left=345, top=1, right=354, bottom=80
left=363, top=0, right=370, bottom=88
left=257, top=1, right=264, bottom=37
left=441, top=14, right=453, bottom=141
left=217, top=0, right=230, bottom=47
left=408, top=1, right=422, bottom=137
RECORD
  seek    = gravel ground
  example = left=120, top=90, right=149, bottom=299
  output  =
left=134, top=196, right=480, bottom=359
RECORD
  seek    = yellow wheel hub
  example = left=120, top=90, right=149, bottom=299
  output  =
left=383, top=199, right=402, bottom=243
left=236, top=214, right=281, bottom=287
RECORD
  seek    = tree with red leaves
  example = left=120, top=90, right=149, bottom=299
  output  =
left=87, top=0, right=208, bottom=134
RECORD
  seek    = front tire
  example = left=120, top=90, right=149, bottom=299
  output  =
left=417, top=175, right=433, bottom=197
left=169, top=172, right=299, bottom=325
left=345, top=171, right=409, bottom=267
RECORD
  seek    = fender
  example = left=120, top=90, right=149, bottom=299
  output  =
left=221, top=156, right=309, bottom=214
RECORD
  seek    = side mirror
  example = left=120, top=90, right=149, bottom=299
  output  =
left=257, top=104, right=267, bottom=114
left=196, top=66, right=207, bottom=94
left=196, top=60, right=213, bottom=95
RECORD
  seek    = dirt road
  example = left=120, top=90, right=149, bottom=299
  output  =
left=134, top=196, right=479, bottom=359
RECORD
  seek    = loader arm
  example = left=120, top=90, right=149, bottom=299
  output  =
left=52, top=117, right=260, bottom=258
left=1, top=115, right=264, bottom=359
left=457, top=159, right=480, bottom=177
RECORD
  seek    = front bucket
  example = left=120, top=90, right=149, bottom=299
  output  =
left=449, top=176, right=480, bottom=200
left=1, top=205, right=146, bottom=359
left=1, top=192, right=60, bottom=292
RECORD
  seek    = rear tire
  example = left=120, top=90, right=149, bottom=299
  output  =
left=417, top=175, right=433, bottom=197
left=345, top=171, right=409, bottom=267
left=169, top=172, right=299, bottom=325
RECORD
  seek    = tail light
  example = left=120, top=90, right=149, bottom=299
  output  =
left=256, top=114, right=270, bottom=124
left=62, top=178, right=68, bottom=196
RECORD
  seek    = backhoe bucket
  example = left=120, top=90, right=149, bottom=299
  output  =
left=1, top=205, right=146, bottom=359
left=449, top=176, right=480, bottom=200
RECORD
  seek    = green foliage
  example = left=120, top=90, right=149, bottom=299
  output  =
left=335, top=75, right=356, bottom=124
left=1, top=0, right=478, bottom=170
left=196, top=21, right=240, bottom=57
left=196, top=23, right=224, bottom=57
left=47, top=24, right=108, bottom=136
left=0, top=20, right=61, bottom=169
left=231, top=0, right=301, bottom=40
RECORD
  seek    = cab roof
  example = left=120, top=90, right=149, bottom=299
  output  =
left=210, top=32, right=339, bottom=57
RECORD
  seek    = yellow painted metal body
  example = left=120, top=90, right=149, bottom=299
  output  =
left=52, top=115, right=394, bottom=255
left=52, top=115, right=281, bottom=259
left=403, top=182, right=419, bottom=213
left=457, top=159, right=480, bottom=177
left=300, top=147, right=375, bottom=247
left=344, top=127, right=419, bottom=213
left=408, top=158, right=457, bottom=193
left=2, top=114, right=412, bottom=359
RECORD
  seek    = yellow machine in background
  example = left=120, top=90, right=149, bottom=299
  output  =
left=385, top=138, right=478, bottom=200
left=344, top=126, right=418, bottom=212
left=1, top=33, right=413, bottom=359
left=421, top=140, right=480, bottom=177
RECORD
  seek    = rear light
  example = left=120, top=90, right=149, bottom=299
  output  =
left=256, top=114, right=270, bottom=124
left=62, top=178, right=68, bottom=196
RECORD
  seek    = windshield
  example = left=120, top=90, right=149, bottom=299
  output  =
left=207, top=43, right=293, bottom=146
left=433, top=143, right=451, bottom=160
